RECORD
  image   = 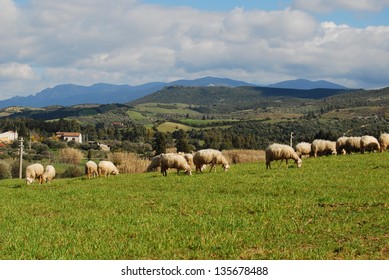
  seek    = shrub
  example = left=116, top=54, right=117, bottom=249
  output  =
left=31, top=142, right=49, bottom=154
left=10, top=160, right=28, bottom=179
left=61, top=166, right=83, bottom=178
left=59, top=148, right=84, bottom=165
left=0, top=161, right=11, bottom=179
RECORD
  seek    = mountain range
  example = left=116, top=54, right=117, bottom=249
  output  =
left=0, top=77, right=348, bottom=108
left=268, top=79, right=348, bottom=90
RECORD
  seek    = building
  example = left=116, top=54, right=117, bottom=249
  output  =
left=0, top=131, right=18, bottom=144
left=56, top=132, right=82, bottom=143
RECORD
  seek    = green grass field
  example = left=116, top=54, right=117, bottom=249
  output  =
left=0, top=153, right=388, bottom=260
left=156, top=121, right=194, bottom=133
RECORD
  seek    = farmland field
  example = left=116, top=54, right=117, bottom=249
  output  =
left=0, top=152, right=388, bottom=260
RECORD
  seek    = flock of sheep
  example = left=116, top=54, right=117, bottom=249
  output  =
left=147, top=148, right=230, bottom=176
left=267, top=133, right=389, bottom=169
left=24, top=133, right=388, bottom=184
left=25, top=160, right=119, bottom=184
left=25, top=148, right=230, bottom=184
left=26, top=163, right=56, bottom=184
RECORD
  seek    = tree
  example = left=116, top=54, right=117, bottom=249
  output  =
left=152, top=131, right=167, bottom=154
left=174, top=129, right=191, bottom=153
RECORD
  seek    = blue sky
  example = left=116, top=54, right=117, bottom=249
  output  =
left=1, top=0, right=388, bottom=99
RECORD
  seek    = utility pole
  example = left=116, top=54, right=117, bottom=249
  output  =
left=290, top=132, right=294, bottom=147
left=19, top=137, right=24, bottom=179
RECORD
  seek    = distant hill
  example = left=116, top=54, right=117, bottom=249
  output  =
left=0, top=77, right=350, bottom=109
left=128, top=85, right=352, bottom=113
left=0, top=77, right=255, bottom=109
left=0, top=82, right=165, bottom=109
left=2, top=87, right=387, bottom=123
left=268, top=79, right=348, bottom=90
left=168, top=76, right=255, bottom=87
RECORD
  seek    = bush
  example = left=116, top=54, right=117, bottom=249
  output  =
left=10, top=160, right=28, bottom=179
left=61, top=166, right=84, bottom=178
left=59, top=148, right=84, bottom=165
left=31, top=142, right=49, bottom=154
left=0, top=161, right=11, bottom=179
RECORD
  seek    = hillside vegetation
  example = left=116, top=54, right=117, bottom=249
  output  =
left=0, top=86, right=388, bottom=150
left=0, top=152, right=388, bottom=259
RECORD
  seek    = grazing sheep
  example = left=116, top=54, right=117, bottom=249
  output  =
left=42, top=165, right=56, bottom=183
left=265, top=143, right=302, bottom=169
left=26, top=163, right=44, bottom=185
left=98, top=160, right=119, bottom=177
left=160, top=153, right=192, bottom=176
left=360, top=135, right=380, bottom=154
left=179, top=152, right=194, bottom=167
left=336, top=136, right=349, bottom=155
left=147, top=154, right=162, bottom=172
left=379, top=133, right=389, bottom=152
left=345, top=137, right=362, bottom=154
left=193, top=149, right=230, bottom=173
left=85, top=160, right=98, bottom=179
left=311, top=139, right=337, bottom=157
left=295, top=142, right=312, bottom=158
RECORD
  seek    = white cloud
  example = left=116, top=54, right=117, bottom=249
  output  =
left=0, top=63, right=37, bottom=80
left=293, top=0, right=389, bottom=13
left=0, top=1, right=388, bottom=100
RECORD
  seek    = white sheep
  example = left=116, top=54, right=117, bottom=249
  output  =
left=26, top=163, right=44, bottom=185
left=146, top=154, right=162, bottom=172
left=85, top=160, right=99, bottom=179
left=98, top=160, right=119, bottom=177
left=336, top=136, right=349, bottom=155
left=345, top=136, right=362, bottom=154
left=360, top=135, right=380, bottom=154
left=179, top=152, right=194, bottom=167
left=160, top=153, right=192, bottom=176
left=42, top=165, right=56, bottom=183
left=193, top=149, right=230, bottom=173
left=181, top=152, right=207, bottom=171
left=265, top=143, right=302, bottom=169
left=295, top=142, right=312, bottom=158
left=379, top=133, right=389, bottom=152
left=311, top=139, right=337, bottom=157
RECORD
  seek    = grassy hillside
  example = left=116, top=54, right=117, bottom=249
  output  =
left=1, top=87, right=387, bottom=125
left=1, top=152, right=388, bottom=260
left=128, top=86, right=350, bottom=114
left=157, top=121, right=194, bottom=133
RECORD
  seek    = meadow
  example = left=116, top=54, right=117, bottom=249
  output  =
left=0, top=152, right=388, bottom=260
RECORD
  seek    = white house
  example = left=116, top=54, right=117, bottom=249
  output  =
left=56, top=132, right=82, bottom=143
left=0, top=131, right=18, bottom=144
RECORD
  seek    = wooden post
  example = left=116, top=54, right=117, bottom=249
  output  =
left=19, top=137, right=24, bottom=179
left=290, top=132, right=294, bottom=147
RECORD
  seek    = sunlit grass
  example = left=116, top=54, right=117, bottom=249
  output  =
left=0, top=152, right=388, bottom=260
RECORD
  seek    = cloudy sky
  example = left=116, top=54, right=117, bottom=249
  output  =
left=1, top=0, right=388, bottom=100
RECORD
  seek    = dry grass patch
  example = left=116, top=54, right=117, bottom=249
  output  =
left=223, top=149, right=265, bottom=164
left=59, top=148, right=84, bottom=165
left=108, top=152, right=150, bottom=174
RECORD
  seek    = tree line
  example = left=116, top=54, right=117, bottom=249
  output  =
left=1, top=116, right=388, bottom=157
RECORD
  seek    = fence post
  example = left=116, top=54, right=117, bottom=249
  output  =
left=19, top=137, right=24, bottom=179
left=290, top=132, right=294, bottom=147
